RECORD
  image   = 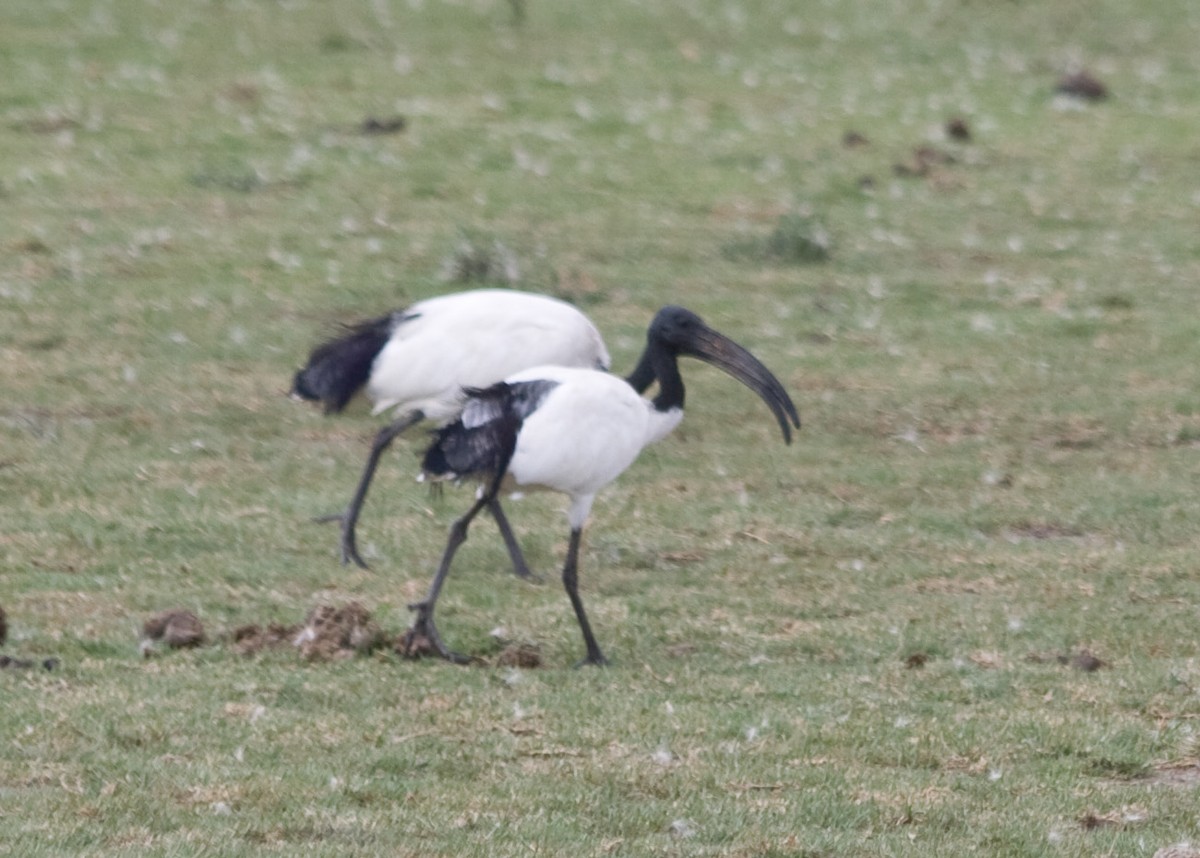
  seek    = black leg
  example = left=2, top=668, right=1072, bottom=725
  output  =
left=561, top=528, right=608, bottom=667
left=402, top=493, right=491, bottom=664
left=487, top=497, right=538, bottom=581
left=315, top=410, right=425, bottom=568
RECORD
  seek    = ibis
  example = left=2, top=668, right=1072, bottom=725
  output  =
left=404, top=305, right=800, bottom=666
left=291, top=289, right=610, bottom=572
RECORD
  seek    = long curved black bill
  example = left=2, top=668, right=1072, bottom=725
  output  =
left=682, top=323, right=801, bottom=444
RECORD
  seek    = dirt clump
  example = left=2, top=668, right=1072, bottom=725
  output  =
left=294, top=601, right=385, bottom=661
left=141, top=609, right=206, bottom=657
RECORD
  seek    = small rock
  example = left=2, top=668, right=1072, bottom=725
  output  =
left=945, top=116, right=971, bottom=141
left=842, top=130, right=869, bottom=148
left=1056, top=70, right=1109, bottom=101
left=360, top=115, right=407, bottom=135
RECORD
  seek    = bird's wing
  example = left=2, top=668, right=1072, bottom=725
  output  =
left=461, top=379, right=559, bottom=427
left=424, top=380, right=560, bottom=480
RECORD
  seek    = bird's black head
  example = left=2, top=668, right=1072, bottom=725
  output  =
left=629, top=304, right=801, bottom=443
left=646, top=305, right=706, bottom=352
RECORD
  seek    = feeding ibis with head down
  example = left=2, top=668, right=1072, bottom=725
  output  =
left=404, top=305, right=800, bottom=666
left=291, top=289, right=610, bottom=573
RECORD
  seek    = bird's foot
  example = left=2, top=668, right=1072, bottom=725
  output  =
left=311, top=511, right=369, bottom=569
left=509, top=562, right=543, bottom=584
left=573, top=650, right=609, bottom=669
left=402, top=603, right=471, bottom=665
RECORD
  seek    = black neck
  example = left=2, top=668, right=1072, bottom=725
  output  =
left=624, top=340, right=684, bottom=413
left=625, top=348, right=655, bottom=394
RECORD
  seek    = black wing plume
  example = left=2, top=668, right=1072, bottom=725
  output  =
left=291, top=313, right=397, bottom=414
left=422, top=380, right=558, bottom=480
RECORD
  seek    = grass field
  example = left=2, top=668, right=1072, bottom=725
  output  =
left=4, top=0, right=1200, bottom=854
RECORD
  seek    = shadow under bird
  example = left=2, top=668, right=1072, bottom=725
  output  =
left=406, top=305, right=800, bottom=666
left=291, top=289, right=610, bottom=572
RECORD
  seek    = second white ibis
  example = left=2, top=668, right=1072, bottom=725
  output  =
left=403, top=305, right=800, bottom=666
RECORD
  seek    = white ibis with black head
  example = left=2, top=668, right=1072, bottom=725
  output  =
left=291, top=289, right=610, bottom=573
left=404, top=305, right=800, bottom=666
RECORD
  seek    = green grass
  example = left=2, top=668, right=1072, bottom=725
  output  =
left=4, top=0, right=1200, bottom=854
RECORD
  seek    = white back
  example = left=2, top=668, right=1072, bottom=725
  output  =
left=366, top=290, right=610, bottom=423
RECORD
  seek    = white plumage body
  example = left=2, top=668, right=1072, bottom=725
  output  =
left=367, top=290, right=610, bottom=423
left=498, top=366, right=683, bottom=528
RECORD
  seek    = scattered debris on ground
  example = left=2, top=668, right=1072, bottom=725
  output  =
left=1065, top=649, right=1106, bottom=672
left=140, top=609, right=207, bottom=657
left=0, top=654, right=59, bottom=671
left=231, top=622, right=299, bottom=657
left=945, top=116, right=971, bottom=141
left=293, top=601, right=385, bottom=661
left=1025, top=648, right=1107, bottom=671
left=904, top=652, right=930, bottom=669
left=1147, top=762, right=1200, bottom=787
left=1152, top=845, right=1200, bottom=858
left=142, top=601, right=385, bottom=661
left=84, top=600, right=551, bottom=668
left=1079, top=808, right=1146, bottom=830
left=969, top=650, right=1003, bottom=670
left=1056, top=70, right=1109, bottom=101
left=894, top=144, right=957, bottom=178
left=396, top=627, right=436, bottom=659
left=844, top=117, right=974, bottom=189
left=842, top=129, right=869, bottom=148
left=0, top=605, right=59, bottom=670
left=496, top=641, right=543, bottom=669
left=359, top=115, right=407, bottom=135
left=134, top=600, right=541, bottom=666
